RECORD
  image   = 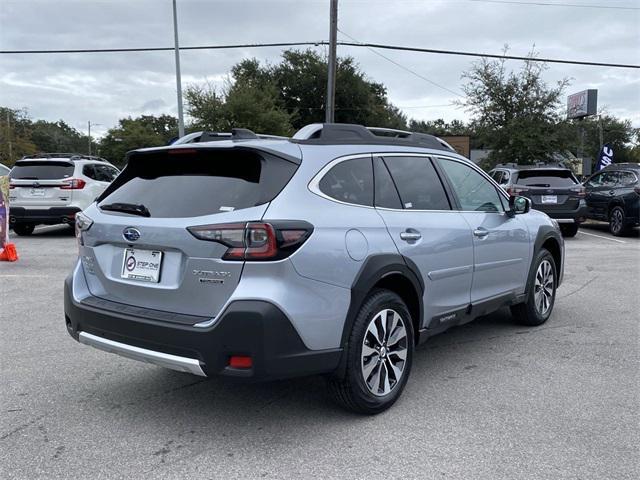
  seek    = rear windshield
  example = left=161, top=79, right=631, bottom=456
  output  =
left=10, top=161, right=74, bottom=180
left=516, top=170, right=577, bottom=187
left=98, top=149, right=297, bottom=218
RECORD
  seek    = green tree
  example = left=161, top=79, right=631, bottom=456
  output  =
left=29, top=120, right=89, bottom=154
left=99, top=115, right=178, bottom=166
left=0, top=107, right=37, bottom=166
left=185, top=49, right=407, bottom=134
left=459, top=49, right=570, bottom=166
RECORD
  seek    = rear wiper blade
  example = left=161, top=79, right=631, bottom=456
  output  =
left=100, top=202, right=151, bottom=217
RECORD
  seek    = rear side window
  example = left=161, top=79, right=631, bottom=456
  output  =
left=516, top=170, right=577, bottom=187
left=373, top=157, right=402, bottom=209
left=318, top=157, right=373, bottom=207
left=618, top=171, right=638, bottom=186
left=383, top=156, right=450, bottom=210
left=99, top=149, right=297, bottom=218
left=10, top=161, right=74, bottom=180
left=93, top=164, right=119, bottom=182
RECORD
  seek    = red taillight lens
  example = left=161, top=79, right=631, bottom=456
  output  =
left=187, top=221, right=313, bottom=261
left=60, top=178, right=86, bottom=190
left=228, top=355, right=252, bottom=369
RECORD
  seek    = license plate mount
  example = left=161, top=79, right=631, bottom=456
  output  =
left=541, top=195, right=557, bottom=204
left=121, top=248, right=163, bottom=283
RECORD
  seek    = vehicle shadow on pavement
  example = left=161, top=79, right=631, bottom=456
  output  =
left=75, top=307, right=525, bottom=429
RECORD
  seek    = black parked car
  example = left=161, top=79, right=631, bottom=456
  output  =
left=489, top=164, right=587, bottom=237
left=583, top=163, right=640, bottom=236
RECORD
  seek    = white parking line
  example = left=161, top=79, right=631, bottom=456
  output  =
left=578, top=230, right=626, bottom=244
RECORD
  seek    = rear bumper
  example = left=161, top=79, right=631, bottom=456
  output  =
left=64, top=273, right=342, bottom=381
left=536, top=201, right=588, bottom=224
left=10, top=206, right=80, bottom=225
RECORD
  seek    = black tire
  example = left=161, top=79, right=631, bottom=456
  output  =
left=560, top=223, right=579, bottom=237
left=327, top=289, right=415, bottom=414
left=510, top=249, right=557, bottom=326
left=12, top=224, right=35, bottom=236
left=609, top=206, right=628, bottom=237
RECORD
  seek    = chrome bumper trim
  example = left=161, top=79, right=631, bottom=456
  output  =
left=79, top=332, right=206, bottom=377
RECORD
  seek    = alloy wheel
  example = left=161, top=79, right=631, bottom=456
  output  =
left=611, top=208, right=623, bottom=235
left=534, top=259, right=554, bottom=316
left=361, top=309, right=408, bottom=396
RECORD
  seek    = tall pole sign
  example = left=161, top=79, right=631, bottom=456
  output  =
left=173, top=0, right=185, bottom=138
left=567, top=89, right=598, bottom=176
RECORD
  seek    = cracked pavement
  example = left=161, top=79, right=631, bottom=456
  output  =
left=1, top=223, right=638, bottom=479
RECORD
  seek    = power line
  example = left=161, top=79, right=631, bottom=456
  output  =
left=468, top=0, right=640, bottom=10
left=338, top=29, right=464, bottom=97
left=338, top=42, right=640, bottom=69
left=1, top=40, right=638, bottom=69
left=0, top=41, right=326, bottom=55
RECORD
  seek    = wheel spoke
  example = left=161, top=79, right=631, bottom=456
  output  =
left=368, top=361, right=382, bottom=394
left=387, top=358, right=403, bottom=382
left=388, top=347, right=407, bottom=361
left=362, top=344, right=378, bottom=358
left=381, top=362, right=391, bottom=394
left=387, top=325, right=407, bottom=347
left=367, top=321, right=383, bottom=347
left=362, top=357, right=378, bottom=380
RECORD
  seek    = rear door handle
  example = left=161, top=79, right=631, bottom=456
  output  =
left=473, top=228, right=490, bottom=238
left=400, top=230, right=422, bottom=242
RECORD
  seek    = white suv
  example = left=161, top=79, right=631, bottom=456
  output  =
left=8, top=154, right=119, bottom=235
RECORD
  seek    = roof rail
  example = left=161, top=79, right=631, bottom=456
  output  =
left=172, top=130, right=288, bottom=145
left=290, top=123, right=455, bottom=152
left=20, top=153, right=108, bottom=162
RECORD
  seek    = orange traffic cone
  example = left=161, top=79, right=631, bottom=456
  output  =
left=0, top=243, right=18, bottom=262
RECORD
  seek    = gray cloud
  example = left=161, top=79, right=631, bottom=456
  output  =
left=1, top=0, right=638, bottom=138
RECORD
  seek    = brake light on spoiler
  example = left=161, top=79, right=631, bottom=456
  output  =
left=187, top=221, right=313, bottom=261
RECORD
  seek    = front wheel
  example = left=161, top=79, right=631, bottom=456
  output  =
left=12, top=224, right=35, bottom=236
left=327, top=289, right=414, bottom=414
left=609, top=206, right=628, bottom=237
left=511, top=249, right=557, bottom=326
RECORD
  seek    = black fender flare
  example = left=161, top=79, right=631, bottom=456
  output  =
left=333, top=254, right=424, bottom=378
left=524, top=226, right=563, bottom=299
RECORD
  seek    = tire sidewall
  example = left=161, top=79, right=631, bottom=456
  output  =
left=346, top=290, right=414, bottom=413
left=609, top=207, right=625, bottom=236
left=527, top=250, right=557, bottom=324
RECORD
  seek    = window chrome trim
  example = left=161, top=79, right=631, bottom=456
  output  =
left=307, top=150, right=510, bottom=213
left=308, top=153, right=376, bottom=210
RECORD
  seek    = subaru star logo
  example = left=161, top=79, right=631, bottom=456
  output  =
left=123, top=227, right=141, bottom=242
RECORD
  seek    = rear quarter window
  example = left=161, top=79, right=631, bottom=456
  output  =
left=318, top=157, right=373, bottom=207
left=10, top=161, right=75, bottom=180
left=98, top=149, right=297, bottom=218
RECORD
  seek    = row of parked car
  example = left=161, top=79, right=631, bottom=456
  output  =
left=1, top=148, right=638, bottom=238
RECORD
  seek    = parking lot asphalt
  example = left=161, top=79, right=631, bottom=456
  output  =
left=1, top=223, right=639, bottom=480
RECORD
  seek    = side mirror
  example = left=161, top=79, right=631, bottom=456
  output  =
left=507, top=195, right=530, bottom=217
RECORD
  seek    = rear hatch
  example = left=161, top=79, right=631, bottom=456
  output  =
left=513, top=169, right=582, bottom=212
left=80, top=146, right=298, bottom=321
left=9, top=160, right=76, bottom=206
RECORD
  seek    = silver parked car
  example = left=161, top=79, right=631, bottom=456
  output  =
left=65, top=124, right=564, bottom=414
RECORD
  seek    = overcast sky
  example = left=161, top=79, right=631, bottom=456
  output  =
left=1, top=0, right=639, bottom=137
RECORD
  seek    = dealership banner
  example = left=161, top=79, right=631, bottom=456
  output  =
left=595, top=144, right=614, bottom=171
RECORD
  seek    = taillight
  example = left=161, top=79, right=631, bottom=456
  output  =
left=9, top=183, right=15, bottom=189
left=75, top=212, right=93, bottom=250
left=60, top=178, right=86, bottom=190
left=570, top=186, right=586, bottom=198
left=634, top=186, right=640, bottom=195
left=511, top=186, right=529, bottom=195
left=187, top=221, right=313, bottom=261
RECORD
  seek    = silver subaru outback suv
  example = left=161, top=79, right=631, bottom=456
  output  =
left=65, top=123, right=564, bottom=414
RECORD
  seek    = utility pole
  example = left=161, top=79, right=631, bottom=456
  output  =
left=172, top=0, right=185, bottom=138
left=325, top=0, right=338, bottom=123
left=6, top=110, right=12, bottom=162
left=88, top=121, right=91, bottom=155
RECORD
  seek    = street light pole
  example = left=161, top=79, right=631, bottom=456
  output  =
left=88, top=121, right=91, bottom=155
left=172, top=0, right=185, bottom=138
left=325, top=0, right=338, bottom=123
